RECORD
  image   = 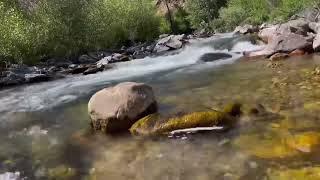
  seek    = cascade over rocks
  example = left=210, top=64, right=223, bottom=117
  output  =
left=88, top=82, right=158, bottom=134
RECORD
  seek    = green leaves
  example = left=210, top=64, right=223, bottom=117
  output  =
left=212, top=0, right=318, bottom=32
left=0, top=0, right=160, bottom=64
left=185, top=0, right=228, bottom=30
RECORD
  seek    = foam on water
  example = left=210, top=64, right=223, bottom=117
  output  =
left=0, top=34, right=264, bottom=117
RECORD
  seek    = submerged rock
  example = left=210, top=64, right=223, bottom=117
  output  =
left=286, top=132, right=320, bottom=153
left=88, top=82, right=158, bottom=134
left=268, top=167, right=320, bottom=180
left=269, top=53, right=289, bottom=61
left=154, top=111, right=238, bottom=134
left=130, top=103, right=241, bottom=136
left=234, top=131, right=320, bottom=159
left=130, top=113, right=161, bottom=136
left=199, top=53, right=232, bottom=62
left=234, top=134, right=298, bottom=159
left=48, top=165, right=76, bottom=180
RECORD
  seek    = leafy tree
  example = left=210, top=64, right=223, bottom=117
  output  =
left=185, top=0, right=228, bottom=30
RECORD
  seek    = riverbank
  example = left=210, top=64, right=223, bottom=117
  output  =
left=0, top=33, right=214, bottom=89
left=2, top=13, right=320, bottom=90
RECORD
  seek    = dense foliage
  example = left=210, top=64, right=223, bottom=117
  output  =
left=184, top=0, right=319, bottom=31
left=0, top=0, right=160, bottom=64
left=212, top=0, right=319, bottom=31
left=185, top=0, right=228, bottom=30
left=1, top=0, right=320, bottom=64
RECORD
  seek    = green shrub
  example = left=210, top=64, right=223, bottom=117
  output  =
left=213, top=0, right=318, bottom=32
left=173, top=7, right=193, bottom=34
left=270, top=0, right=317, bottom=22
left=0, top=0, right=161, bottom=64
left=211, top=0, right=271, bottom=31
left=185, top=0, right=228, bottom=30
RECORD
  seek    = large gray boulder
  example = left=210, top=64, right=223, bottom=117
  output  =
left=313, top=33, right=320, bottom=51
left=267, top=33, right=312, bottom=53
left=234, top=25, right=258, bottom=34
left=247, top=33, right=312, bottom=58
left=88, top=82, right=158, bottom=133
left=284, top=18, right=310, bottom=35
left=259, top=19, right=311, bottom=43
left=309, top=22, right=320, bottom=33
left=154, top=34, right=186, bottom=53
left=258, top=25, right=279, bottom=43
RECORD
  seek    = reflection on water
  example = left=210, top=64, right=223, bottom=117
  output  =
left=3, top=53, right=320, bottom=178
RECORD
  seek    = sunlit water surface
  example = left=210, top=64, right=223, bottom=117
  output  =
left=2, top=34, right=320, bottom=180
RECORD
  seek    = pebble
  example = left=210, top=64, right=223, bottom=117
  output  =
left=249, top=161, right=258, bottom=169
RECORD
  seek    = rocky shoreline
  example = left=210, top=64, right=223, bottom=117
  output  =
left=235, top=17, right=320, bottom=60
left=0, top=33, right=208, bottom=89
left=2, top=12, right=320, bottom=89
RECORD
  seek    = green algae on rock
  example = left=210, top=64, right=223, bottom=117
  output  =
left=48, top=165, right=77, bottom=180
left=130, top=103, right=241, bottom=136
left=234, top=131, right=320, bottom=159
left=286, top=132, right=320, bottom=153
left=233, top=133, right=298, bottom=159
left=268, top=167, right=320, bottom=180
left=130, top=113, right=161, bottom=136
left=153, top=111, right=237, bottom=135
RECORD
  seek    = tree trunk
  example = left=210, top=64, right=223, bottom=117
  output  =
left=164, top=0, right=175, bottom=33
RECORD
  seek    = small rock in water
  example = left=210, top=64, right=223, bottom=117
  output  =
left=249, top=161, right=258, bottom=169
left=218, top=138, right=231, bottom=146
left=199, top=53, right=232, bottom=62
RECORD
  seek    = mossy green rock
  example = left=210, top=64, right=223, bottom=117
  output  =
left=130, top=113, right=161, bottom=136
left=130, top=103, right=241, bottom=136
left=48, top=165, right=76, bottom=180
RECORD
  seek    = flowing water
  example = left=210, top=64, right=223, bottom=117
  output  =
left=2, top=34, right=320, bottom=180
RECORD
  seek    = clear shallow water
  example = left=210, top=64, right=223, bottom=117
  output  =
left=2, top=35, right=320, bottom=179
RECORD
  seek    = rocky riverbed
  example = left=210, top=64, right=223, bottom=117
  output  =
left=3, top=27, right=320, bottom=180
